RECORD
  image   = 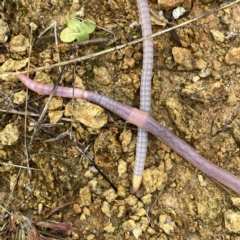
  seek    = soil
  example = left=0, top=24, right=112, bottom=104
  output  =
left=0, top=0, right=240, bottom=239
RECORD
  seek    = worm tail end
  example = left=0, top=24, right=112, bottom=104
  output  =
left=132, top=175, right=142, bottom=192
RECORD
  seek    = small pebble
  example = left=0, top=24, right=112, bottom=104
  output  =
left=159, top=214, right=178, bottom=235
left=79, top=186, right=91, bottom=207
left=225, top=47, right=240, bottom=66
left=0, top=123, right=19, bottom=146
left=9, top=35, right=29, bottom=53
left=224, top=210, right=240, bottom=233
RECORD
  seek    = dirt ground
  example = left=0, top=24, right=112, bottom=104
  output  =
left=0, top=0, right=240, bottom=239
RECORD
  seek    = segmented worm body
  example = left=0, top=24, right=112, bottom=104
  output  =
left=18, top=74, right=240, bottom=194
left=135, top=0, right=154, bottom=191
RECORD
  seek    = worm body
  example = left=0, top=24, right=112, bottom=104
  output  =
left=135, top=0, right=154, bottom=191
left=17, top=74, right=240, bottom=194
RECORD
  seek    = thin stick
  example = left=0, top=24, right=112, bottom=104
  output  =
left=23, top=21, right=36, bottom=178
left=38, top=21, right=62, bottom=73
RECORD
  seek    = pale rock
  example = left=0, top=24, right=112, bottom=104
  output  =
left=65, top=99, right=108, bottom=129
left=212, top=70, right=221, bottom=80
left=86, top=234, right=95, bottom=240
left=195, top=186, right=222, bottom=224
left=48, top=110, right=64, bottom=124
left=123, top=57, right=135, bottom=68
left=29, top=22, right=38, bottom=31
left=13, top=90, right=28, bottom=104
left=225, top=48, right=240, bottom=66
left=130, top=215, right=140, bottom=221
left=118, top=159, right=127, bottom=177
left=125, top=195, right=138, bottom=206
left=101, top=201, right=111, bottom=217
left=74, top=75, right=86, bottom=89
left=103, top=188, right=118, bottom=202
left=0, top=58, right=29, bottom=74
left=117, top=184, right=127, bottom=198
left=172, top=47, right=194, bottom=70
left=141, top=194, right=152, bottom=204
left=94, top=66, right=112, bottom=85
left=198, top=175, right=207, bottom=187
left=122, top=219, right=136, bottom=231
left=172, top=6, right=186, bottom=19
left=123, top=46, right=135, bottom=57
left=0, top=150, right=7, bottom=159
left=139, top=202, right=144, bottom=209
left=119, top=129, right=132, bottom=152
left=117, top=205, right=126, bottom=218
left=45, top=97, right=64, bottom=123
left=34, top=71, right=53, bottom=85
left=0, top=123, right=19, bottom=146
left=224, top=209, right=240, bottom=233
left=194, top=59, right=207, bottom=70
left=0, top=54, right=5, bottom=63
left=132, top=223, right=142, bottom=239
left=164, top=154, right=173, bottom=171
left=198, top=68, right=211, bottom=78
left=159, top=214, right=178, bottom=235
left=231, top=197, right=240, bottom=209
left=142, top=167, right=167, bottom=193
left=229, top=5, right=240, bottom=29
left=83, top=207, right=90, bottom=216
left=79, top=213, right=86, bottom=221
left=135, top=208, right=146, bottom=217
left=140, top=217, right=149, bottom=231
left=79, top=186, right=91, bottom=207
left=84, top=169, right=94, bottom=178
left=44, top=97, right=63, bottom=110
left=88, top=179, right=98, bottom=192
left=150, top=10, right=168, bottom=27
left=147, top=227, right=157, bottom=235
left=210, top=30, right=225, bottom=43
left=213, top=60, right=222, bottom=71
left=73, top=203, right=81, bottom=213
left=192, top=76, right=200, bottom=83
left=10, top=174, right=18, bottom=191
left=104, top=222, right=115, bottom=233
left=9, top=35, right=29, bottom=53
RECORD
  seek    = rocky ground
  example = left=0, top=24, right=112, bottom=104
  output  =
left=0, top=0, right=240, bottom=239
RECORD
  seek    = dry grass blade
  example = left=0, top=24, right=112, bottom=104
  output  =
left=44, top=201, right=78, bottom=219
left=31, top=224, right=40, bottom=240
left=36, top=221, right=83, bottom=235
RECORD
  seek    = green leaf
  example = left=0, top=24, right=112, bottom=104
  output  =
left=60, top=18, right=96, bottom=43
left=60, top=27, right=78, bottom=43
left=82, top=19, right=96, bottom=34
left=67, top=19, right=82, bottom=32
left=76, top=31, right=89, bottom=41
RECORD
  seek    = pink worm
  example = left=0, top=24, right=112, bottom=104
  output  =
left=135, top=0, right=154, bottom=191
left=18, top=74, right=240, bottom=194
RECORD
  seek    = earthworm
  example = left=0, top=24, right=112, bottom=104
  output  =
left=17, top=74, right=240, bottom=194
left=135, top=0, right=154, bottom=191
